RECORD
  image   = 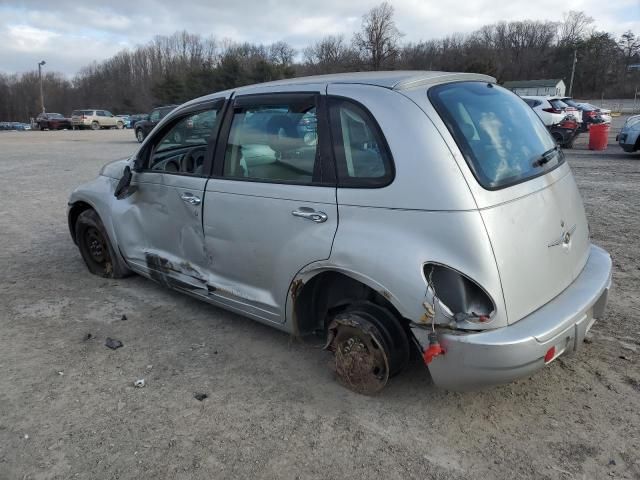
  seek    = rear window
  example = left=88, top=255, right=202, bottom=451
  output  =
left=429, top=82, right=561, bottom=190
left=549, top=99, right=568, bottom=110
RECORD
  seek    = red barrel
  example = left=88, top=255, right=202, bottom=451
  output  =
left=588, top=123, right=609, bottom=151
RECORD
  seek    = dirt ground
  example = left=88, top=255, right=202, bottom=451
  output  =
left=0, top=117, right=638, bottom=480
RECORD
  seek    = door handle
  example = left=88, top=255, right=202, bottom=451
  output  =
left=180, top=192, right=201, bottom=205
left=292, top=207, right=328, bottom=223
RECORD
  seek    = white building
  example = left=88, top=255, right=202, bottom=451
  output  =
left=503, top=79, right=566, bottom=97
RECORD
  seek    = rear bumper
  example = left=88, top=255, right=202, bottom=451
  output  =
left=423, top=244, right=612, bottom=391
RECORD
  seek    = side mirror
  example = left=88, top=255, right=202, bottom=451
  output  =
left=114, top=166, right=132, bottom=199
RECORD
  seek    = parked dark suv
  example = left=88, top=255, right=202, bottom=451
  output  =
left=134, top=106, right=177, bottom=142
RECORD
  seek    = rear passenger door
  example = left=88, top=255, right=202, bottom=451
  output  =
left=203, top=86, right=337, bottom=324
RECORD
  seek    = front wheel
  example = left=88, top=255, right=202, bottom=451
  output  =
left=116, top=121, right=124, bottom=129
left=91, top=121, right=100, bottom=130
left=75, top=209, right=130, bottom=278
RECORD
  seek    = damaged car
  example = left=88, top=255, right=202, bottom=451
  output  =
left=68, top=71, right=612, bottom=393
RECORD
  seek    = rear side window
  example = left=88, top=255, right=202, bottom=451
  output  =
left=429, top=82, right=560, bottom=190
left=223, top=95, right=319, bottom=184
left=328, top=98, right=393, bottom=187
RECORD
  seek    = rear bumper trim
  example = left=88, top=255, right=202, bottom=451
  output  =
left=420, top=244, right=612, bottom=391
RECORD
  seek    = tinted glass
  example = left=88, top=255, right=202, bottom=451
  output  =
left=549, top=99, right=568, bottom=110
left=562, top=98, right=579, bottom=108
left=429, top=82, right=560, bottom=190
left=223, top=97, right=318, bottom=183
left=329, top=99, right=393, bottom=186
left=49, top=113, right=64, bottom=119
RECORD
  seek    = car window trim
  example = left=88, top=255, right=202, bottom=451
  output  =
left=138, top=98, right=226, bottom=178
left=327, top=95, right=395, bottom=189
left=211, top=91, right=336, bottom=187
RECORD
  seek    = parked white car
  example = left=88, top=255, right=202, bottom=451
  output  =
left=521, top=96, right=581, bottom=126
left=67, top=72, right=612, bottom=393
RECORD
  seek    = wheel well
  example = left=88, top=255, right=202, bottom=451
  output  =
left=68, top=202, right=93, bottom=244
left=293, top=271, right=407, bottom=336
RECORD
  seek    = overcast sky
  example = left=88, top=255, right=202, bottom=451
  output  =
left=1, top=0, right=639, bottom=76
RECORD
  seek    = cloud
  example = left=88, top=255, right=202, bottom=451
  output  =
left=0, top=0, right=638, bottom=76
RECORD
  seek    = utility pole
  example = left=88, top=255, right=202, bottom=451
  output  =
left=568, top=49, right=577, bottom=97
left=38, top=60, right=46, bottom=113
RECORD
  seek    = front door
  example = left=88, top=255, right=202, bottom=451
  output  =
left=111, top=99, right=226, bottom=293
left=202, top=87, right=338, bottom=324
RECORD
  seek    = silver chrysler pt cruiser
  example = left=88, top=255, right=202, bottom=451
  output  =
left=68, top=71, right=612, bottom=393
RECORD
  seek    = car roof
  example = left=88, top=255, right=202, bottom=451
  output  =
left=520, top=95, right=561, bottom=100
left=243, top=71, right=495, bottom=91
left=183, top=71, right=496, bottom=107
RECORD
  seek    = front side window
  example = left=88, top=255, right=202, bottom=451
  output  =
left=328, top=98, right=393, bottom=187
left=429, top=82, right=560, bottom=190
left=146, top=106, right=221, bottom=175
left=150, top=110, right=160, bottom=122
left=223, top=96, right=318, bottom=183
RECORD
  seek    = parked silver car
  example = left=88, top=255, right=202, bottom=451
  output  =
left=67, top=72, right=612, bottom=393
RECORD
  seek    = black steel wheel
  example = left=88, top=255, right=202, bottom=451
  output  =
left=75, top=209, right=128, bottom=278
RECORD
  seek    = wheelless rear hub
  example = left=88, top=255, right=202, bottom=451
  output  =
left=326, top=303, right=409, bottom=395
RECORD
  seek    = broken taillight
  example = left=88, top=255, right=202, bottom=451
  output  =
left=544, top=346, right=556, bottom=363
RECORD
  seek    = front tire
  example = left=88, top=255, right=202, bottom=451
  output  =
left=75, top=209, right=129, bottom=278
left=116, top=121, right=124, bottom=129
left=91, top=121, right=100, bottom=130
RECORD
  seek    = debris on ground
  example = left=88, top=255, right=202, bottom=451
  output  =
left=121, top=314, right=127, bottom=321
left=193, top=393, right=208, bottom=401
left=146, top=364, right=153, bottom=370
left=57, top=371, right=64, bottom=376
left=105, top=338, right=123, bottom=350
left=134, top=379, right=145, bottom=388
left=83, top=333, right=93, bottom=341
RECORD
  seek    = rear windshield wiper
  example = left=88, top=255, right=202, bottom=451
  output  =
left=532, top=146, right=559, bottom=168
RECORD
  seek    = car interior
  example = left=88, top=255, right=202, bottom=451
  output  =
left=224, top=106, right=318, bottom=183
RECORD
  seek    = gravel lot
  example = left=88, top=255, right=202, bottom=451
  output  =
left=1, top=118, right=638, bottom=480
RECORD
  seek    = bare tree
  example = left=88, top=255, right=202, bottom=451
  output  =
left=558, top=11, right=594, bottom=46
left=269, top=41, right=296, bottom=67
left=303, top=35, right=360, bottom=73
left=353, top=2, right=403, bottom=70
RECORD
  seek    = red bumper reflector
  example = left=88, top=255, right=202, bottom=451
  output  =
left=544, top=346, right=556, bottom=363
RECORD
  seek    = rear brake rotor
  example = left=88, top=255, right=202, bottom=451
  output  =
left=327, top=315, right=390, bottom=395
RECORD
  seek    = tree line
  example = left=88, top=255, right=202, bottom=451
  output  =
left=1, top=4, right=638, bottom=121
